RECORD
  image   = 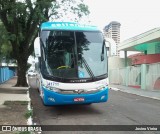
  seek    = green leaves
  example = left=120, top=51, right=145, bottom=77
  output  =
left=0, top=22, right=9, bottom=58
left=0, top=0, right=90, bottom=86
left=78, top=3, right=90, bottom=15
left=52, top=0, right=90, bottom=21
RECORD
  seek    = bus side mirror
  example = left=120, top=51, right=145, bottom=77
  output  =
left=34, top=37, right=41, bottom=57
left=101, top=41, right=105, bottom=61
left=101, top=53, right=104, bottom=61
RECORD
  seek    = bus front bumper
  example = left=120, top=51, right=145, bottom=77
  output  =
left=42, top=87, right=108, bottom=105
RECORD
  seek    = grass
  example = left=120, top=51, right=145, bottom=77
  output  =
left=17, top=132, right=31, bottom=134
left=24, top=109, right=33, bottom=119
left=3, top=101, right=28, bottom=106
left=2, top=101, right=31, bottom=133
left=3, top=100, right=32, bottom=119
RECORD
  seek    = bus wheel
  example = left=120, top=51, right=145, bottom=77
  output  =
left=82, top=103, right=92, bottom=105
left=85, top=103, right=92, bottom=105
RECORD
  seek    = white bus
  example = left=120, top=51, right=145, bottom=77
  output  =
left=34, top=22, right=109, bottom=105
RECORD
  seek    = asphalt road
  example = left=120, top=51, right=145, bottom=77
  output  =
left=28, top=77, right=160, bottom=134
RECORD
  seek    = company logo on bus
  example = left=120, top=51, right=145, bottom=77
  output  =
left=74, top=89, right=84, bottom=94
left=70, top=80, right=87, bottom=83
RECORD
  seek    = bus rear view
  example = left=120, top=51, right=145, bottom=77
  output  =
left=34, top=22, right=108, bottom=105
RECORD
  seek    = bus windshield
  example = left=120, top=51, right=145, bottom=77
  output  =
left=40, top=30, right=107, bottom=80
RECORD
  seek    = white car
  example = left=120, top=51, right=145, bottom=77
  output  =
left=27, top=70, right=36, bottom=77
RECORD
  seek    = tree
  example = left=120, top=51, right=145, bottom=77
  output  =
left=0, top=0, right=89, bottom=86
left=0, top=22, right=14, bottom=63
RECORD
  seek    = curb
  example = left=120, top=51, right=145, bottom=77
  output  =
left=27, top=89, right=33, bottom=125
left=120, top=89, right=160, bottom=101
left=109, top=87, right=160, bottom=101
left=27, top=89, right=42, bottom=134
left=0, top=87, right=28, bottom=90
left=26, top=76, right=33, bottom=125
left=0, top=88, right=28, bottom=94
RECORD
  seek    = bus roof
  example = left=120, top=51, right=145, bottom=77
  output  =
left=40, top=22, right=100, bottom=31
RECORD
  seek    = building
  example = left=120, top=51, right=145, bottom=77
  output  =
left=109, top=27, right=160, bottom=90
left=118, top=28, right=160, bottom=66
left=103, top=21, right=121, bottom=56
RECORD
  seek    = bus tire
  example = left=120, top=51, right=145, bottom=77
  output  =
left=85, top=103, right=92, bottom=105
left=82, top=103, right=92, bottom=105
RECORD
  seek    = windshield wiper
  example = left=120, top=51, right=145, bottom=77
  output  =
left=81, top=57, right=95, bottom=79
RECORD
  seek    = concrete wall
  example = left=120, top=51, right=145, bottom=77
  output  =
left=108, top=56, right=131, bottom=70
left=109, top=62, right=160, bottom=90
left=108, top=57, right=131, bottom=85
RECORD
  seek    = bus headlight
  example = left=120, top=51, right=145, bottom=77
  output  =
left=96, top=85, right=108, bottom=91
left=49, top=87, right=61, bottom=92
left=43, top=85, right=61, bottom=93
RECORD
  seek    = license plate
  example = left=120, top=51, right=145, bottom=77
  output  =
left=74, top=98, right=85, bottom=102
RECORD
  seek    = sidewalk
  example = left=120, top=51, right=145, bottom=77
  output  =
left=109, top=84, right=160, bottom=100
left=0, top=77, right=29, bottom=107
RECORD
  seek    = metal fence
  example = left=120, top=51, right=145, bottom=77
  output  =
left=0, top=67, right=15, bottom=84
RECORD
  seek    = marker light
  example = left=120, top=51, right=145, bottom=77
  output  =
left=101, top=95, right=106, bottom=100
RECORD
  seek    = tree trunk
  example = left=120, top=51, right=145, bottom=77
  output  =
left=15, top=58, right=28, bottom=87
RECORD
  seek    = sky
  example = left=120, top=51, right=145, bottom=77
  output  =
left=29, top=0, right=160, bottom=63
left=84, top=0, right=160, bottom=41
